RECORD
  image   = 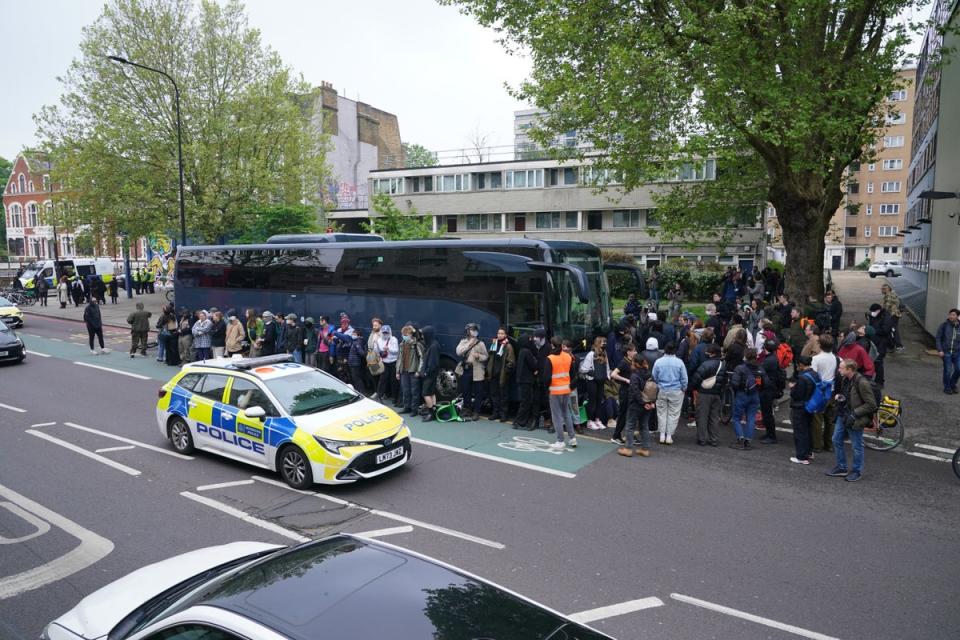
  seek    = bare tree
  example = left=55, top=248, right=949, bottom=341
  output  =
left=464, top=124, right=493, bottom=164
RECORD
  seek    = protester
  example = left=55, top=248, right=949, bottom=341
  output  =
left=651, top=341, right=687, bottom=445
left=810, top=333, right=839, bottom=452
left=127, top=301, right=151, bottom=358
left=800, top=323, right=822, bottom=359
left=934, top=308, right=960, bottom=394
left=36, top=276, right=49, bottom=306
left=316, top=316, right=334, bottom=373
left=420, top=326, right=441, bottom=420
left=486, top=327, right=516, bottom=422
left=824, top=290, right=843, bottom=337
left=83, top=298, right=108, bottom=355
left=562, top=339, right=586, bottom=432
left=880, top=283, right=904, bottom=351
left=226, top=312, right=246, bottom=357
left=513, top=335, right=539, bottom=431
left=303, top=318, right=318, bottom=367
left=456, top=323, right=488, bottom=421
left=620, top=355, right=654, bottom=457
left=159, top=305, right=180, bottom=366
left=245, top=309, right=264, bottom=357
left=191, top=310, right=213, bottom=361
left=284, top=314, right=304, bottom=363
left=57, top=277, right=70, bottom=309
left=828, top=359, right=878, bottom=482
left=347, top=328, right=368, bottom=394
left=609, top=342, right=638, bottom=445
left=579, top=336, right=609, bottom=430
left=759, top=339, right=785, bottom=444
left=691, top=343, right=724, bottom=447
left=374, top=324, right=399, bottom=402
left=837, top=329, right=875, bottom=379
left=259, top=311, right=278, bottom=356
left=398, top=324, right=425, bottom=416
left=667, top=282, right=683, bottom=318
left=178, top=308, right=194, bottom=363
left=729, top=348, right=770, bottom=450
left=544, top=336, right=577, bottom=450
left=866, top=303, right=894, bottom=386
left=210, top=309, right=227, bottom=359
left=789, top=356, right=817, bottom=465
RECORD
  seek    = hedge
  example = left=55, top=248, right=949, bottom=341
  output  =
left=602, top=254, right=727, bottom=301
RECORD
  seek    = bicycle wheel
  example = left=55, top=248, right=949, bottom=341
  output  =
left=863, top=409, right=903, bottom=451
left=165, top=289, right=175, bottom=302
left=719, top=386, right=734, bottom=424
left=952, top=448, right=960, bottom=481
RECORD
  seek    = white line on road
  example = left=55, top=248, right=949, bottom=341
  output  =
left=250, top=475, right=505, bottom=549
left=63, top=422, right=193, bottom=460
left=180, top=491, right=309, bottom=543
left=0, top=403, right=26, bottom=413
left=0, top=483, right=114, bottom=599
left=670, top=593, right=840, bottom=640
left=353, top=525, right=414, bottom=538
left=410, top=437, right=577, bottom=479
left=568, top=597, right=665, bottom=623
left=26, top=350, right=51, bottom=357
left=73, top=361, right=151, bottom=380
left=196, top=479, right=256, bottom=492
left=49, top=338, right=64, bottom=342
left=30, top=422, right=56, bottom=428
left=94, top=445, right=136, bottom=453
left=25, top=430, right=141, bottom=476
left=915, top=443, right=955, bottom=455
left=0, top=501, right=51, bottom=544
left=905, top=451, right=951, bottom=463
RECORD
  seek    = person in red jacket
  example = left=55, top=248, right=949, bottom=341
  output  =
left=837, top=330, right=875, bottom=379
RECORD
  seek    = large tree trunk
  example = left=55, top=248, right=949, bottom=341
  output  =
left=772, top=196, right=831, bottom=305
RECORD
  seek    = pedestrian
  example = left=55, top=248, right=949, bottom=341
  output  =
left=651, top=341, right=687, bottom=445
left=800, top=322, right=822, bottom=359
left=619, top=355, right=654, bottom=457
left=191, top=310, right=213, bottom=361
left=275, top=310, right=288, bottom=355
left=579, top=336, right=609, bottom=430
left=827, top=359, right=878, bottom=482
left=374, top=324, right=400, bottom=402
left=532, top=328, right=550, bottom=429
left=57, top=277, right=70, bottom=309
left=723, top=327, right=747, bottom=369
left=332, top=314, right=353, bottom=379
left=486, top=326, right=516, bottom=422
left=92, top=276, right=106, bottom=305
left=154, top=306, right=168, bottom=362
left=866, top=303, right=894, bottom=386
left=624, top=293, right=643, bottom=319
left=456, top=323, right=489, bottom=421
left=209, top=309, right=226, bottom=359
left=783, top=307, right=806, bottom=377
left=284, top=313, right=304, bottom=363
left=421, top=325, right=441, bottom=420
left=133, top=268, right=141, bottom=295
left=640, top=336, right=663, bottom=369
left=759, top=339, right=785, bottom=444
left=316, top=316, right=334, bottom=373
left=259, top=311, right=278, bottom=356
left=935, top=308, right=960, bottom=394
left=83, top=297, right=108, bottom=355
left=398, top=324, right=425, bottom=415
left=880, top=283, right=904, bottom=351
left=108, top=276, right=119, bottom=304
left=648, top=267, right=660, bottom=308
left=824, top=290, right=843, bottom=337
left=837, top=329, right=875, bottom=379
left=513, top=335, right=539, bottom=431
left=544, top=336, right=577, bottom=450
left=36, top=276, right=48, bottom=306
left=302, top=318, right=318, bottom=367
left=789, top=356, right=817, bottom=465
left=729, top=347, right=770, bottom=450
left=126, top=301, right=151, bottom=358
left=245, top=309, right=264, bottom=357
left=810, top=333, right=839, bottom=452
left=609, top=342, right=639, bottom=445
left=667, top=282, right=683, bottom=318
left=346, top=328, right=369, bottom=394
left=71, top=279, right=84, bottom=307
left=226, top=312, right=245, bottom=357
left=562, top=339, right=587, bottom=432
left=691, top=343, right=724, bottom=447
left=159, top=305, right=180, bottom=366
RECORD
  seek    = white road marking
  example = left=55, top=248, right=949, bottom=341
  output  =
left=670, top=593, right=840, bottom=640
left=411, top=437, right=577, bottom=479
left=49, top=338, right=64, bottom=342
left=180, top=491, right=309, bottom=543
left=776, top=427, right=793, bottom=433
left=0, top=501, right=51, bottom=544
left=914, top=443, right=955, bottom=455
left=0, top=403, right=26, bottom=413
left=250, top=475, right=505, bottom=549
left=30, top=422, right=56, bottom=428
left=73, top=361, right=151, bottom=380
left=905, top=451, right=950, bottom=463
left=782, top=419, right=792, bottom=425
left=25, top=430, right=141, bottom=476
left=94, top=446, right=136, bottom=453
left=0, top=483, right=114, bottom=599
left=568, top=597, right=665, bottom=623
left=196, top=479, right=256, bottom=492
left=26, top=350, right=51, bottom=357
left=63, top=422, right=193, bottom=460
left=352, top=525, right=414, bottom=538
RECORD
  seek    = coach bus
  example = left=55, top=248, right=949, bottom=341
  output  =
left=174, top=237, right=643, bottom=397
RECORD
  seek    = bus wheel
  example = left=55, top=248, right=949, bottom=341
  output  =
left=436, top=358, right=459, bottom=402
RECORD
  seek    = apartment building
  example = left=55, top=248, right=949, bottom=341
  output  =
left=3, top=153, right=78, bottom=258
left=354, top=157, right=766, bottom=271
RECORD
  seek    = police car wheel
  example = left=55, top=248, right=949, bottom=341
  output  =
left=279, top=446, right=313, bottom=489
left=169, top=417, right=195, bottom=454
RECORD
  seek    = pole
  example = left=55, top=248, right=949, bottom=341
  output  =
left=123, top=234, right=133, bottom=300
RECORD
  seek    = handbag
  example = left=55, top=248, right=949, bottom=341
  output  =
left=366, top=348, right=385, bottom=376
left=701, top=362, right=723, bottom=390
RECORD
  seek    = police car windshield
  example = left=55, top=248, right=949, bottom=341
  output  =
left=265, top=370, right=361, bottom=416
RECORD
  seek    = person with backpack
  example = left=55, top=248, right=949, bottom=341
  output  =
left=866, top=304, right=895, bottom=386
left=759, top=339, right=785, bottom=444
left=691, top=343, right=724, bottom=447
left=827, top=359, right=879, bottom=482
left=783, top=308, right=806, bottom=375
left=512, top=334, right=539, bottom=431
left=935, top=308, right=960, bottom=394
left=810, top=334, right=839, bottom=452
left=619, top=355, right=655, bottom=458
left=651, top=341, right=687, bottom=445
left=728, top=348, right=771, bottom=450
left=790, top=355, right=832, bottom=465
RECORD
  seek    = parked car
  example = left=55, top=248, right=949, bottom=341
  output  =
left=868, top=259, right=903, bottom=278
left=0, top=320, right=26, bottom=363
left=0, top=295, right=24, bottom=329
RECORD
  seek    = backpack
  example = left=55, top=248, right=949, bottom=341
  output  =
left=776, top=342, right=794, bottom=369
left=802, top=372, right=833, bottom=414
left=641, top=379, right=659, bottom=403
left=739, top=365, right=762, bottom=392
left=366, top=348, right=384, bottom=376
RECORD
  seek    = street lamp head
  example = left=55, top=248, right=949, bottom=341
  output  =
left=918, top=190, right=960, bottom=200
left=107, top=55, right=130, bottom=64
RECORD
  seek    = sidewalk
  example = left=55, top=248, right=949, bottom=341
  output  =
left=23, top=287, right=173, bottom=329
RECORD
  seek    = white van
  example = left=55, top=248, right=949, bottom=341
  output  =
left=17, top=258, right=117, bottom=290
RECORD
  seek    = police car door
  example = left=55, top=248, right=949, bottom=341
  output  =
left=190, top=373, right=231, bottom=452
left=221, top=377, right=272, bottom=464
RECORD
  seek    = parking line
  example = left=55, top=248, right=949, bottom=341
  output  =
left=25, top=430, right=141, bottom=476
left=94, top=446, right=136, bottom=453
left=63, top=422, right=193, bottom=460
left=670, top=593, right=840, bottom=640
left=905, top=451, right=950, bottom=463
left=568, top=597, right=665, bottom=623
left=353, top=525, right=414, bottom=538
left=196, top=479, right=256, bottom=492
left=411, top=437, right=577, bottom=479
left=180, top=491, right=309, bottom=543
left=0, top=501, right=51, bottom=544
left=73, top=361, right=151, bottom=380
left=914, top=443, right=955, bottom=455
left=0, top=403, right=26, bottom=413
left=30, top=422, right=56, bottom=428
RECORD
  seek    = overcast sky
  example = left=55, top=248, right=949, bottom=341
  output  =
left=0, top=0, right=531, bottom=161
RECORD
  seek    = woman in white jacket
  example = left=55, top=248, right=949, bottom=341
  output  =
left=579, top=336, right=609, bottom=430
left=374, top=324, right=400, bottom=403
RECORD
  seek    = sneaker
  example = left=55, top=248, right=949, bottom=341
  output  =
left=610, top=437, right=626, bottom=445
left=567, top=437, right=578, bottom=448
left=825, top=466, right=849, bottom=477
left=845, top=471, right=862, bottom=482
left=549, top=441, right=565, bottom=451
left=790, top=457, right=811, bottom=465
left=635, top=448, right=651, bottom=457
left=370, top=393, right=380, bottom=401
left=665, top=435, right=673, bottom=445
left=659, top=432, right=667, bottom=444
left=743, top=439, right=752, bottom=450
left=729, top=439, right=745, bottom=450
left=101, top=348, right=111, bottom=353
left=952, top=387, right=959, bottom=394
left=687, top=421, right=697, bottom=428
left=90, top=349, right=98, bottom=355
left=895, top=346, right=905, bottom=352
left=617, top=446, right=634, bottom=457
left=130, top=353, right=135, bottom=358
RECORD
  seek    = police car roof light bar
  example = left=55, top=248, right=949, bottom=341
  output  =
left=230, top=354, right=295, bottom=370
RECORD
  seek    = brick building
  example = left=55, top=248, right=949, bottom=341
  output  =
left=2, top=153, right=74, bottom=259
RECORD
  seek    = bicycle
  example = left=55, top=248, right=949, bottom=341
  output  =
left=719, top=383, right=734, bottom=424
left=952, top=447, right=959, bottom=481
left=1, top=290, right=33, bottom=307
left=862, top=406, right=904, bottom=451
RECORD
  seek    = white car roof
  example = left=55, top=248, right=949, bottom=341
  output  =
left=182, top=355, right=309, bottom=380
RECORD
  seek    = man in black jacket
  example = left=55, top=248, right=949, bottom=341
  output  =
left=83, top=298, right=109, bottom=355
left=866, top=303, right=894, bottom=386
left=827, top=359, right=878, bottom=482
left=789, top=356, right=817, bottom=465
left=513, top=335, right=539, bottom=430
left=690, top=343, right=724, bottom=447
left=759, top=339, right=784, bottom=444
left=824, top=290, right=844, bottom=338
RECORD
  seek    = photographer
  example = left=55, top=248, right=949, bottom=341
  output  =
left=826, top=359, right=878, bottom=483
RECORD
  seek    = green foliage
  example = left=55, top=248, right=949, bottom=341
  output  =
left=363, top=194, right=436, bottom=240
left=232, top=205, right=320, bottom=244
left=652, top=262, right=727, bottom=301
left=444, top=0, right=921, bottom=301
left=767, top=260, right=786, bottom=274
left=36, top=0, right=330, bottom=244
left=855, top=258, right=872, bottom=270
left=0, top=156, right=10, bottom=257
left=402, top=142, right=438, bottom=168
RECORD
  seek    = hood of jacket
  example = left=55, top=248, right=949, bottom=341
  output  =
left=421, top=325, right=435, bottom=345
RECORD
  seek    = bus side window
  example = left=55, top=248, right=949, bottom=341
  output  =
left=506, top=291, right=544, bottom=334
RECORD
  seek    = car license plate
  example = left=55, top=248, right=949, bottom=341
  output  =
left=0, top=351, right=7, bottom=357
left=376, top=446, right=404, bottom=464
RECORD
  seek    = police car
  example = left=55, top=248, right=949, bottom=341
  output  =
left=155, top=355, right=411, bottom=488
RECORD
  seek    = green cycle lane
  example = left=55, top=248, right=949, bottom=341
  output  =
left=19, top=332, right=611, bottom=476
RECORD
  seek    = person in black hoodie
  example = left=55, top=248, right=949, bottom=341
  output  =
left=789, top=355, right=817, bottom=465
left=420, top=326, right=441, bottom=421
left=532, top=328, right=550, bottom=430
left=866, top=303, right=894, bottom=386
left=691, top=343, right=724, bottom=446
left=283, top=314, right=304, bottom=363
left=759, top=339, right=784, bottom=443
left=83, top=297, right=108, bottom=355
left=512, top=334, right=539, bottom=430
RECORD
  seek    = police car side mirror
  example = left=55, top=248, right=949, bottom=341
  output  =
left=242, top=406, right=266, bottom=420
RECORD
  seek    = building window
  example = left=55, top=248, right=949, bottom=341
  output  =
left=880, top=204, right=900, bottom=215
left=9, top=203, right=23, bottom=227
left=865, top=204, right=873, bottom=215
left=878, top=226, right=898, bottom=237
left=868, top=163, right=875, bottom=172
left=534, top=211, right=579, bottom=230
left=886, top=112, right=907, bottom=125
left=866, top=182, right=874, bottom=193
left=847, top=182, right=859, bottom=194
left=372, top=177, right=404, bottom=195
left=883, top=136, right=905, bottom=148
left=882, top=159, right=903, bottom=170
left=434, top=173, right=470, bottom=192
left=612, top=209, right=641, bottom=228
left=445, top=216, right=457, bottom=233
left=645, top=209, right=660, bottom=227
left=880, top=181, right=901, bottom=193
left=505, top=169, right=543, bottom=189
left=61, top=236, right=74, bottom=256
left=849, top=161, right=861, bottom=172
left=846, top=227, right=857, bottom=238
left=864, top=226, right=872, bottom=237
left=581, top=166, right=623, bottom=186
left=43, top=175, right=51, bottom=191
left=18, top=174, right=25, bottom=192
left=889, top=89, right=907, bottom=101
left=27, top=203, right=39, bottom=227
left=465, top=214, right=488, bottom=231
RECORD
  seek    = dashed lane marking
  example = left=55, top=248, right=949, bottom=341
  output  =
left=30, top=422, right=56, bottom=428
left=914, top=443, right=955, bottom=455
left=25, top=430, right=141, bottom=476
left=179, top=491, right=309, bottom=543
left=568, top=597, right=665, bottom=623
left=0, top=483, right=114, bottom=599
left=0, top=403, right=26, bottom=413
left=352, top=525, right=414, bottom=539
left=905, top=451, right=951, bottom=463
left=94, top=446, right=136, bottom=453
left=26, top=350, right=51, bottom=357
left=411, top=437, right=577, bottom=479
left=62, top=422, right=193, bottom=460
left=670, top=593, right=840, bottom=640
left=73, top=361, right=151, bottom=380
left=196, top=479, right=256, bottom=492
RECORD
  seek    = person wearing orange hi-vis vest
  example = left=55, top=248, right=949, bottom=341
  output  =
left=543, top=336, right=577, bottom=451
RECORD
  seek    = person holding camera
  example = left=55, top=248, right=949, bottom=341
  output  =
left=827, top=359, right=878, bottom=482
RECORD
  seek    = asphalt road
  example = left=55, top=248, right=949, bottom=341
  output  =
left=1, top=315, right=958, bottom=640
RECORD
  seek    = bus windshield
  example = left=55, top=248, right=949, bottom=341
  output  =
left=547, top=250, right=611, bottom=344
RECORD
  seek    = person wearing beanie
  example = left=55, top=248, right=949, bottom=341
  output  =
left=640, top=336, right=663, bottom=369
left=226, top=312, right=245, bottom=357
left=302, top=317, right=318, bottom=367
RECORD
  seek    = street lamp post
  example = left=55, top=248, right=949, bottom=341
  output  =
left=107, top=55, right=187, bottom=247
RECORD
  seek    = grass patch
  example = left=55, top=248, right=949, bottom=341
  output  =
left=613, top=299, right=708, bottom=319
